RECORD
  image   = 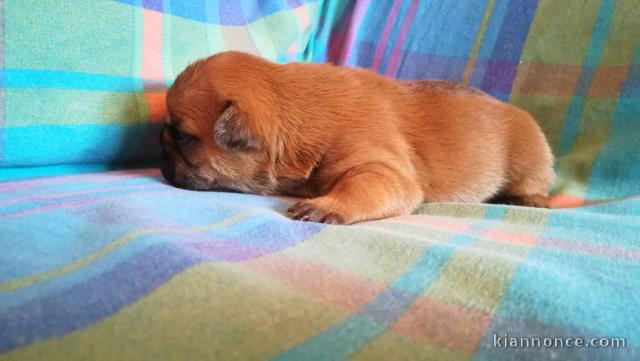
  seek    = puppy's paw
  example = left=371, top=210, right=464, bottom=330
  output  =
left=287, top=200, right=346, bottom=224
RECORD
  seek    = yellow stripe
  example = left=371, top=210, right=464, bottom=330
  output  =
left=0, top=210, right=254, bottom=293
left=462, top=0, right=495, bottom=86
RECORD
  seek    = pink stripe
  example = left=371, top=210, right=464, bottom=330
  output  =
left=371, top=0, right=404, bottom=71
left=0, top=189, right=174, bottom=219
left=141, top=9, right=164, bottom=81
left=287, top=40, right=299, bottom=53
left=0, top=169, right=160, bottom=193
left=288, top=5, right=311, bottom=54
left=338, top=0, right=372, bottom=64
left=0, top=184, right=163, bottom=208
left=295, top=4, right=310, bottom=31
left=485, top=229, right=539, bottom=246
left=391, top=215, right=640, bottom=261
left=385, top=0, right=419, bottom=77
left=387, top=215, right=470, bottom=233
left=244, top=253, right=386, bottom=312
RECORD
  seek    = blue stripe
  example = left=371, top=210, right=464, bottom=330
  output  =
left=0, top=1, right=5, bottom=161
left=469, top=0, right=510, bottom=88
left=1, top=69, right=170, bottom=92
left=0, top=124, right=162, bottom=167
left=408, top=0, right=487, bottom=57
left=0, top=163, right=150, bottom=181
left=587, top=46, right=640, bottom=199
left=113, top=0, right=316, bottom=26
left=487, top=0, right=538, bottom=61
left=481, top=0, right=538, bottom=100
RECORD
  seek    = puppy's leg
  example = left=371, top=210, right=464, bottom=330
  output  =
left=501, top=127, right=555, bottom=208
left=288, top=163, right=423, bottom=224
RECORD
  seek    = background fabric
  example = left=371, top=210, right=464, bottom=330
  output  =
left=1, top=1, right=640, bottom=360
left=0, top=0, right=318, bottom=178
left=313, top=0, right=640, bottom=205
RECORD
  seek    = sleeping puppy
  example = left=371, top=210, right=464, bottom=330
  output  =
left=160, top=51, right=555, bottom=224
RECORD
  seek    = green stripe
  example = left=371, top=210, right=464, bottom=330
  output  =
left=162, top=0, right=174, bottom=82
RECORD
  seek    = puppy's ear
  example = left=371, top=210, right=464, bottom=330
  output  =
left=213, top=101, right=261, bottom=151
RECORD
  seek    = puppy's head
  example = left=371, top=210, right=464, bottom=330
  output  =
left=160, top=52, right=281, bottom=194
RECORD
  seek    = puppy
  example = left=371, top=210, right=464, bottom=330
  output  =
left=161, top=51, right=555, bottom=224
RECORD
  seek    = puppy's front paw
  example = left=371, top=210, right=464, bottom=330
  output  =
left=287, top=200, right=345, bottom=224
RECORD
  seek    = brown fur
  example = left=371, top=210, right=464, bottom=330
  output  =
left=161, top=51, right=555, bottom=224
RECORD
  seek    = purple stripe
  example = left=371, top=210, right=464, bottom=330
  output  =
left=142, top=0, right=162, bottom=12
left=540, top=237, right=640, bottom=261
left=359, top=286, right=415, bottom=324
left=185, top=218, right=324, bottom=261
left=187, top=239, right=267, bottom=261
left=0, top=243, right=203, bottom=353
left=621, top=63, right=640, bottom=98
left=384, top=0, right=419, bottom=77
left=371, top=0, right=404, bottom=72
left=357, top=43, right=471, bottom=81
left=0, top=169, right=160, bottom=193
left=573, top=66, right=597, bottom=97
left=395, top=52, right=470, bottom=81
left=116, top=0, right=315, bottom=26
left=0, top=184, right=161, bottom=208
left=481, top=0, right=538, bottom=100
left=219, top=0, right=246, bottom=25
left=482, top=60, right=520, bottom=94
left=0, top=188, right=174, bottom=219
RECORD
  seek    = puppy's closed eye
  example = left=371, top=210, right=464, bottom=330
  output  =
left=171, top=126, right=192, bottom=145
left=214, top=101, right=261, bottom=151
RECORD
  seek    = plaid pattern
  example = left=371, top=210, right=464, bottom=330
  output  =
left=0, top=171, right=638, bottom=360
left=314, top=0, right=640, bottom=205
left=0, top=0, right=318, bottom=178
left=1, top=1, right=640, bottom=360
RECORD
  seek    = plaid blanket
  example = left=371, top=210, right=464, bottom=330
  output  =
left=1, top=0, right=640, bottom=360
left=1, top=171, right=638, bottom=360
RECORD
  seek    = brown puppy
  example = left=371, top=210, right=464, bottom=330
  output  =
left=161, top=51, right=555, bottom=224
